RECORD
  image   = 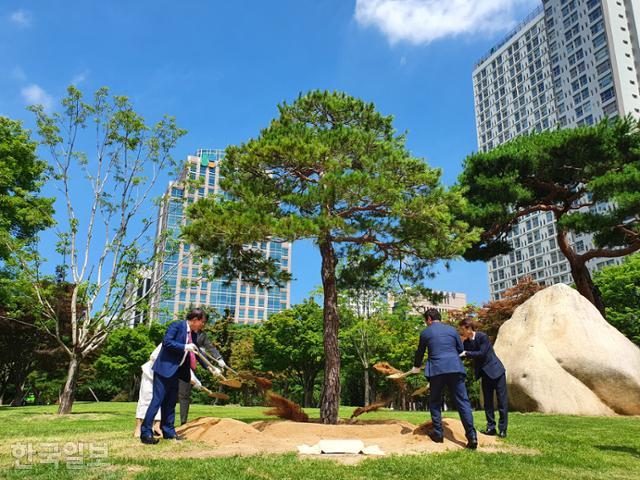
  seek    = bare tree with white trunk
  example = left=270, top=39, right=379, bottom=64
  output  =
left=20, top=86, right=186, bottom=414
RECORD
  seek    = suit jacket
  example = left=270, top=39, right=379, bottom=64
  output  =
left=414, top=321, right=466, bottom=378
left=152, top=320, right=192, bottom=381
left=195, top=331, right=222, bottom=361
left=463, top=331, right=505, bottom=380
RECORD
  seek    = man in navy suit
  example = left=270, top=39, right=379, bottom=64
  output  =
left=459, top=317, right=508, bottom=438
left=140, top=308, right=207, bottom=444
left=411, top=308, right=478, bottom=449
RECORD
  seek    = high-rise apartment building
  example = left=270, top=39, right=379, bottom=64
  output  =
left=151, top=149, right=291, bottom=324
left=472, top=0, right=640, bottom=300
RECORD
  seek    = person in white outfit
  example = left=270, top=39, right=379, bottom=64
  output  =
left=134, top=343, right=204, bottom=437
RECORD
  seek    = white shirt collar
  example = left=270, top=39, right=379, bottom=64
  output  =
left=186, top=320, right=191, bottom=333
left=471, top=331, right=476, bottom=341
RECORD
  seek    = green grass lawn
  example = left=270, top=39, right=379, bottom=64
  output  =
left=1, top=402, right=639, bottom=480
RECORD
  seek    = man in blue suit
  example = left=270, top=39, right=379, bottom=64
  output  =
left=410, top=308, right=478, bottom=449
left=459, top=317, right=508, bottom=438
left=140, top=308, right=207, bottom=444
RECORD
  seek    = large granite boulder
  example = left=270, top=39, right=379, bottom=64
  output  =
left=494, top=283, right=640, bottom=415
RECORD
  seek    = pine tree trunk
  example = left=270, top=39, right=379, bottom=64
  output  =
left=570, top=261, right=606, bottom=316
left=556, top=227, right=606, bottom=316
left=58, top=354, right=81, bottom=414
left=319, top=238, right=340, bottom=424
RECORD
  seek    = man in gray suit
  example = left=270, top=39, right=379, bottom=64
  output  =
left=178, top=330, right=226, bottom=425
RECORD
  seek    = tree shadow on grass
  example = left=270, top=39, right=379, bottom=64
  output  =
left=595, top=445, right=640, bottom=458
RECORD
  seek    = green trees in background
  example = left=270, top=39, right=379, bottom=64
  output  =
left=253, top=301, right=324, bottom=407
left=594, top=253, right=640, bottom=345
left=459, top=118, right=640, bottom=315
left=91, top=324, right=166, bottom=401
left=184, top=90, right=479, bottom=423
left=0, top=116, right=54, bottom=260
left=0, top=117, right=54, bottom=405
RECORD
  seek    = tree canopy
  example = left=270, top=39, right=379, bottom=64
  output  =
left=184, top=90, right=479, bottom=423
left=459, top=117, right=640, bottom=312
left=253, top=300, right=324, bottom=407
left=594, top=253, right=640, bottom=346
left=0, top=116, right=54, bottom=260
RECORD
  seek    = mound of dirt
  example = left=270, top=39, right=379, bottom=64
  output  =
left=176, top=417, right=498, bottom=458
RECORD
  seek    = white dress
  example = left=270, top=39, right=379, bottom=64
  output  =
left=135, top=343, right=201, bottom=419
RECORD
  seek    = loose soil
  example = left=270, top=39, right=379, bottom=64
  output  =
left=175, top=416, right=499, bottom=458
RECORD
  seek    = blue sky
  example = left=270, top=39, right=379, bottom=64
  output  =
left=0, top=0, right=540, bottom=306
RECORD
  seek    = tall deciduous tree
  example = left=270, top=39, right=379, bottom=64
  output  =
left=184, top=91, right=478, bottom=423
left=23, top=86, right=185, bottom=413
left=594, top=253, right=640, bottom=345
left=459, top=118, right=640, bottom=314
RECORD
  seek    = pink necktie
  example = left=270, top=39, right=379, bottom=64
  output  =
left=187, top=331, right=196, bottom=370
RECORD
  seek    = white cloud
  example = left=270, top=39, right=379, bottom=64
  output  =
left=354, top=0, right=540, bottom=45
left=71, top=70, right=90, bottom=86
left=9, top=9, right=32, bottom=27
left=21, top=84, right=53, bottom=111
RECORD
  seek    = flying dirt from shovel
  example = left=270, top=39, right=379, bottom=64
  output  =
left=238, top=371, right=273, bottom=391
left=264, top=392, right=309, bottom=422
left=350, top=400, right=390, bottom=419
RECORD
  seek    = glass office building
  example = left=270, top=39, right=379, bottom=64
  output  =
left=151, top=149, right=291, bottom=324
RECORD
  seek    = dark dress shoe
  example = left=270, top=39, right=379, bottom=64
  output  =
left=480, top=428, right=497, bottom=436
left=428, top=431, right=444, bottom=443
left=140, top=435, right=159, bottom=445
left=164, top=434, right=186, bottom=441
left=498, top=431, right=507, bottom=438
left=466, top=436, right=478, bottom=450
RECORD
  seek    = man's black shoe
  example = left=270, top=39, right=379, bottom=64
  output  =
left=480, top=428, right=497, bottom=436
left=428, top=431, right=444, bottom=443
left=164, top=434, right=186, bottom=441
left=140, top=435, right=159, bottom=445
left=466, top=430, right=478, bottom=450
left=498, top=431, right=507, bottom=438
left=466, top=436, right=478, bottom=450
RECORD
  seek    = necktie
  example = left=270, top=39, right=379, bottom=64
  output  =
left=187, top=331, right=196, bottom=370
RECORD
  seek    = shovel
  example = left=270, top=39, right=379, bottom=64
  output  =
left=195, top=348, right=243, bottom=389
left=201, top=349, right=239, bottom=376
left=386, top=370, right=415, bottom=380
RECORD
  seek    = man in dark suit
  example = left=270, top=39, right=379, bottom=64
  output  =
left=459, top=317, right=508, bottom=438
left=178, top=331, right=226, bottom=425
left=411, top=308, right=478, bottom=449
left=140, top=308, right=207, bottom=444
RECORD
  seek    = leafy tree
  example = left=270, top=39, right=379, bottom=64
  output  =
left=0, top=116, right=53, bottom=402
left=184, top=91, right=479, bottom=423
left=206, top=307, right=236, bottom=362
left=91, top=325, right=160, bottom=400
left=0, top=270, right=42, bottom=405
left=594, top=253, right=640, bottom=345
left=459, top=118, right=640, bottom=315
left=337, top=259, right=395, bottom=406
left=0, top=116, right=54, bottom=260
left=21, top=86, right=185, bottom=413
left=253, top=301, right=324, bottom=407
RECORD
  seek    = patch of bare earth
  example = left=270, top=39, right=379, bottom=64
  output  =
left=168, top=416, right=517, bottom=462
